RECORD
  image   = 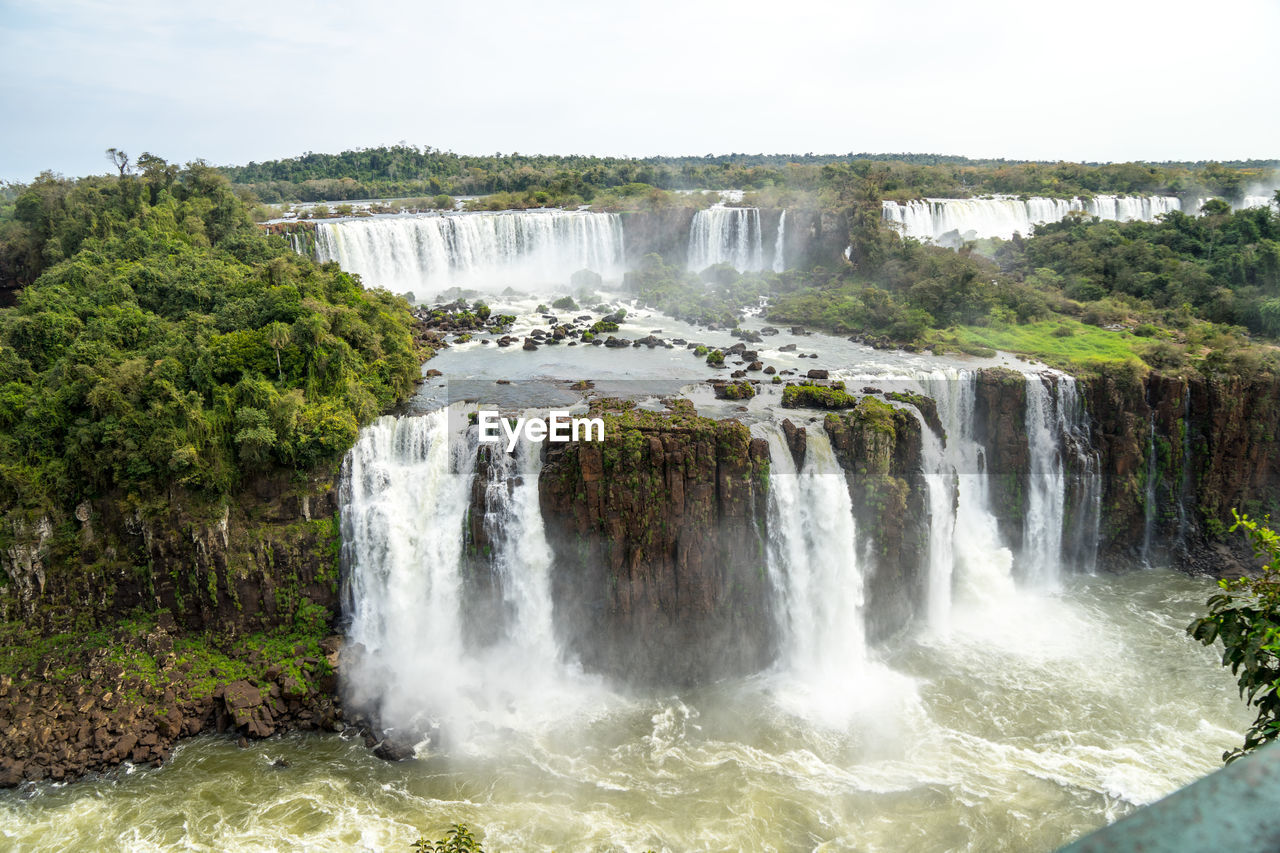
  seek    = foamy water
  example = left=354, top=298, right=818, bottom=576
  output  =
left=1, top=571, right=1248, bottom=852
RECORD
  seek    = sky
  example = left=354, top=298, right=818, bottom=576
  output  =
left=2, top=0, right=1278, bottom=182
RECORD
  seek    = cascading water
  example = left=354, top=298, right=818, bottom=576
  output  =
left=312, top=209, right=625, bottom=294
left=1141, top=411, right=1159, bottom=567
left=919, top=422, right=957, bottom=634
left=9, top=367, right=1251, bottom=851
left=759, top=427, right=866, bottom=677
left=340, top=408, right=596, bottom=743
left=341, top=410, right=475, bottom=733
left=687, top=206, right=765, bottom=272
left=754, top=424, right=921, bottom=729
left=1023, top=374, right=1072, bottom=587
left=1023, top=373, right=1101, bottom=584
left=1241, top=194, right=1280, bottom=211
left=772, top=210, right=787, bottom=273
left=1060, top=377, right=1103, bottom=574
left=918, top=370, right=1018, bottom=609
left=882, top=195, right=1181, bottom=245
left=477, top=438, right=559, bottom=659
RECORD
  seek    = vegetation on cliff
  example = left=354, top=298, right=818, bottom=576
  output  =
left=1190, top=512, right=1280, bottom=761
left=0, top=157, right=424, bottom=785
left=0, top=157, right=422, bottom=517
left=782, top=382, right=858, bottom=410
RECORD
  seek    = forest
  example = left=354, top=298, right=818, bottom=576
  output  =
left=0, top=158, right=421, bottom=523
left=218, top=144, right=1278, bottom=206
left=2, top=148, right=1278, bottom=528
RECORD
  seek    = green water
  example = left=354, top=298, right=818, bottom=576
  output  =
left=0, top=570, right=1250, bottom=852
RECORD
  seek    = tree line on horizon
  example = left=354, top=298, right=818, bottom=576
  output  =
left=211, top=144, right=1278, bottom=206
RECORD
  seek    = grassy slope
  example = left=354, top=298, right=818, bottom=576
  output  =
left=935, top=319, right=1147, bottom=371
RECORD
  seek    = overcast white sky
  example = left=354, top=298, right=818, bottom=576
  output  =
left=1, top=0, right=1277, bottom=182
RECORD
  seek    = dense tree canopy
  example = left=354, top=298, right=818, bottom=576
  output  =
left=217, top=145, right=1276, bottom=206
left=996, top=202, right=1280, bottom=337
left=0, top=158, right=421, bottom=517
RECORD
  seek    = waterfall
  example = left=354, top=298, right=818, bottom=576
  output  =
left=834, top=369, right=1016, bottom=633
left=772, top=210, right=787, bottom=273
left=340, top=408, right=587, bottom=742
left=1177, top=391, right=1192, bottom=559
left=1061, top=378, right=1102, bottom=574
left=919, top=424, right=957, bottom=634
left=1024, top=376, right=1063, bottom=586
left=882, top=195, right=1181, bottom=245
left=687, top=207, right=765, bottom=272
left=758, top=427, right=866, bottom=677
left=1241, top=194, right=1280, bottom=211
left=311, top=209, right=625, bottom=295
left=478, top=438, right=559, bottom=658
left=1141, top=411, right=1158, bottom=567
left=341, top=411, right=475, bottom=731
left=919, top=371, right=1017, bottom=610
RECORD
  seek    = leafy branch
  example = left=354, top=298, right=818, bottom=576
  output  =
left=1189, top=510, right=1280, bottom=761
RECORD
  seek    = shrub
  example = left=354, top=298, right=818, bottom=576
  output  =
left=781, top=382, right=858, bottom=409
left=1190, top=512, right=1280, bottom=761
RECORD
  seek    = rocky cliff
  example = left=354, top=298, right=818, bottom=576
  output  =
left=959, top=363, right=1280, bottom=576
left=823, top=397, right=929, bottom=641
left=1082, top=366, right=1280, bottom=574
left=0, top=471, right=346, bottom=787
left=972, top=368, right=1031, bottom=555
left=536, top=399, right=773, bottom=686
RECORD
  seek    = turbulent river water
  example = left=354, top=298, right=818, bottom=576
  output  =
left=0, top=569, right=1248, bottom=851
left=0, top=272, right=1255, bottom=851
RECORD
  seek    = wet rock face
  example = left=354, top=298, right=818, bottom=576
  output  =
left=971, top=368, right=1030, bottom=554
left=781, top=419, right=807, bottom=470
left=823, top=398, right=928, bottom=641
left=537, top=401, right=774, bottom=687
left=1083, top=368, right=1280, bottom=573
left=1, top=471, right=342, bottom=634
left=0, top=470, right=345, bottom=786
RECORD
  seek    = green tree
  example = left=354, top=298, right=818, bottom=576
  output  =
left=266, top=321, right=291, bottom=382
left=1189, top=511, right=1280, bottom=761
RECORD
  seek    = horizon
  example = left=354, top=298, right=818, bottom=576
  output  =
left=8, top=145, right=1280, bottom=187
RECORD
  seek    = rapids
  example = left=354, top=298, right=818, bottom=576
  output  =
left=1, top=571, right=1247, bottom=852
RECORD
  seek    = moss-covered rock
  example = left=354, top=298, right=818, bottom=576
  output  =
left=537, top=399, right=773, bottom=686
left=824, top=397, right=927, bottom=641
left=781, top=381, right=858, bottom=409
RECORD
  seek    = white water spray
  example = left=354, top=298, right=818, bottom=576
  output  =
left=772, top=210, right=787, bottom=273
left=882, top=195, right=1180, bottom=245
left=478, top=438, right=560, bottom=659
left=313, top=209, right=624, bottom=294
left=759, top=427, right=865, bottom=675
left=688, top=207, right=765, bottom=272
left=341, top=409, right=598, bottom=742
left=1024, top=375, right=1070, bottom=587
left=918, top=371, right=1017, bottom=610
